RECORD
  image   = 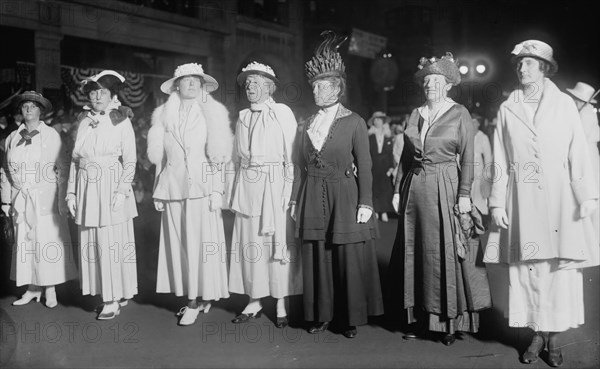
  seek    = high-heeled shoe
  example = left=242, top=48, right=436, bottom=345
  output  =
left=97, top=302, right=120, bottom=320
left=177, top=306, right=201, bottom=326
left=441, top=333, right=456, bottom=346
left=522, top=333, right=545, bottom=364
left=12, top=289, right=42, bottom=306
left=44, top=286, right=57, bottom=309
left=232, top=310, right=262, bottom=324
left=308, top=321, right=329, bottom=334
left=198, top=302, right=211, bottom=313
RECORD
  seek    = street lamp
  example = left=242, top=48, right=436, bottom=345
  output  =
left=459, top=65, right=469, bottom=75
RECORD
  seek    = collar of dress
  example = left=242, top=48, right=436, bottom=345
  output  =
left=418, top=98, right=457, bottom=124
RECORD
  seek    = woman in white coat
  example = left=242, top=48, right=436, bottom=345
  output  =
left=228, top=62, right=302, bottom=328
left=489, top=40, right=598, bottom=366
left=147, top=63, right=233, bottom=326
left=1, top=91, right=76, bottom=308
left=67, top=71, right=138, bottom=320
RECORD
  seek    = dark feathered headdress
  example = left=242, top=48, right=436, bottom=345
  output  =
left=305, top=30, right=348, bottom=84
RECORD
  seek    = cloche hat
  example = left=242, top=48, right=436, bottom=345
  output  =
left=367, top=111, right=392, bottom=127
left=414, top=52, right=461, bottom=86
left=511, top=40, right=558, bottom=74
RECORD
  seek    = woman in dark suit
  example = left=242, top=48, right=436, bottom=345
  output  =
left=290, top=31, right=384, bottom=339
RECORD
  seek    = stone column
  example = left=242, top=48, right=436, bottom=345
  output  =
left=34, top=30, right=62, bottom=91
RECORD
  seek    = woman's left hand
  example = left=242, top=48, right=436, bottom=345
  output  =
left=356, top=207, right=373, bottom=223
left=209, top=192, right=222, bottom=212
left=457, top=196, right=471, bottom=213
left=112, top=192, right=126, bottom=211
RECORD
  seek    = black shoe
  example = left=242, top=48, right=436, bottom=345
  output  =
left=441, top=333, right=456, bottom=346
left=342, top=326, right=357, bottom=339
left=275, top=316, right=288, bottom=328
left=402, top=331, right=419, bottom=340
left=232, top=311, right=261, bottom=324
left=548, top=348, right=563, bottom=367
left=308, top=321, right=329, bottom=334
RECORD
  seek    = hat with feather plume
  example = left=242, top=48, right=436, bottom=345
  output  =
left=305, top=30, right=348, bottom=84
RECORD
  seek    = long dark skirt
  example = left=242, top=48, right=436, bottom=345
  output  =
left=389, top=163, right=492, bottom=334
left=302, top=240, right=384, bottom=327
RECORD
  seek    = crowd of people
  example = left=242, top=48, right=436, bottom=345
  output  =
left=1, top=32, right=598, bottom=367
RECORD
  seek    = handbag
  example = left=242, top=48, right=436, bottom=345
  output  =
left=0, top=211, right=14, bottom=246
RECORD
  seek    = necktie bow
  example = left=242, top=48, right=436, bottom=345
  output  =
left=17, top=129, right=39, bottom=146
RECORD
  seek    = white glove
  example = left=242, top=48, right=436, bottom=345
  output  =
left=273, top=245, right=288, bottom=264
left=154, top=199, right=165, bottom=212
left=491, top=207, right=509, bottom=229
left=290, top=203, right=297, bottom=221
left=282, top=197, right=290, bottom=212
left=580, top=199, right=598, bottom=218
left=66, top=194, right=77, bottom=218
left=457, top=196, right=471, bottom=213
left=112, top=192, right=126, bottom=211
left=356, top=207, right=373, bottom=224
left=1, top=204, right=10, bottom=217
left=392, top=193, right=400, bottom=213
left=209, top=192, right=223, bottom=212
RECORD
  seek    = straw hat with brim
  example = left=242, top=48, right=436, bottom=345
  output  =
left=414, top=53, right=461, bottom=86
left=160, top=63, right=219, bottom=94
left=14, top=91, right=52, bottom=112
left=511, top=40, right=558, bottom=74
left=237, top=61, right=279, bottom=85
left=368, top=111, right=392, bottom=127
left=567, top=82, right=597, bottom=104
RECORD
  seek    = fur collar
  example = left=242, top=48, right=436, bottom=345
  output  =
left=147, top=92, right=233, bottom=165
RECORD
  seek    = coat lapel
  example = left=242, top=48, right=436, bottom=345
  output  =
left=502, top=89, right=538, bottom=136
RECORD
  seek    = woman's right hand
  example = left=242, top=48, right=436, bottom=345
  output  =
left=66, top=195, right=77, bottom=218
left=491, top=207, right=509, bottom=229
left=154, top=200, right=165, bottom=212
left=1, top=204, right=10, bottom=217
left=290, top=204, right=296, bottom=221
left=392, top=193, right=400, bottom=213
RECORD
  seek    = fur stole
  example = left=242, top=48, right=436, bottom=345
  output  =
left=147, top=92, right=233, bottom=165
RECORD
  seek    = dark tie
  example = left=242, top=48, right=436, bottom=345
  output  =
left=17, top=129, right=40, bottom=146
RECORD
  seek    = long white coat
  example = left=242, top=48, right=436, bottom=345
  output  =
left=487, top=78, right=599, bottom=269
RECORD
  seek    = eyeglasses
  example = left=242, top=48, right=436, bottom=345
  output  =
left=88, top=89, right=110, bottom=99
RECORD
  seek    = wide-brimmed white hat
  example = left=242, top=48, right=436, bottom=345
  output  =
left=236, top=61, right=279, bottom=85
left=567, top=82, right=597, bottom=104
left=160, top=63, right=218, bottom=94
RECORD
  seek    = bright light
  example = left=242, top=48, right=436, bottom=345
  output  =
left=476, top=64, right=486, bottom=74
left=459, top=65, right=469, bottom=75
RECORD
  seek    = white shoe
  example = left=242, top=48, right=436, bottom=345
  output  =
left=198, top=302, right=211, bottom=313
left=381, top=212, right=389, bottom=222
left=44, top=286, right=57, bottom=308
left=13, top=289, right=42, bottom=306
left=97, top=302, right=120, bottom=320
left=118, top=298, right=129, bottom=307
left=177, top=306, right=201, bottom=326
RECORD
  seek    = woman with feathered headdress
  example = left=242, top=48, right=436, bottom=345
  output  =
left=290, top=30, right=384, bottom=339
